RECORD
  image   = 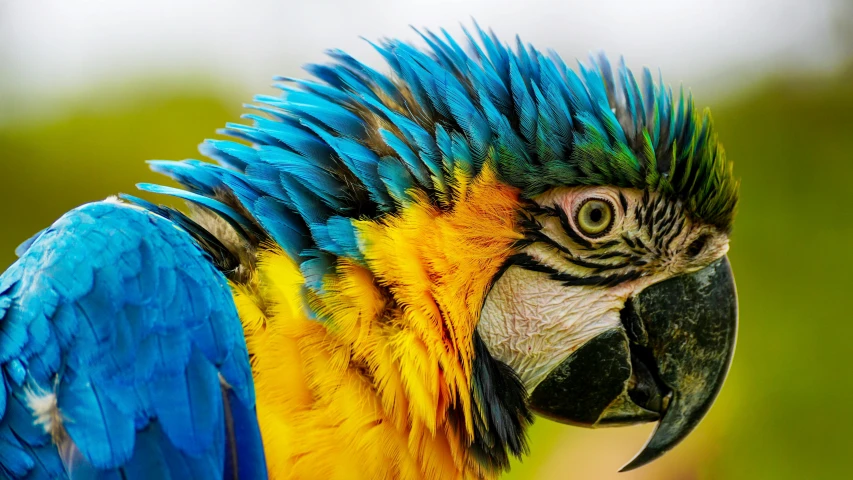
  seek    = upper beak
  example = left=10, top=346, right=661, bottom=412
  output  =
left=619, top=256, right=738, bottom=470
left=528, top=256, right=738, bottom=471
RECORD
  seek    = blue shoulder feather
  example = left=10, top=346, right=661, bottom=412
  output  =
left=0, top=201, right=265, bottom=479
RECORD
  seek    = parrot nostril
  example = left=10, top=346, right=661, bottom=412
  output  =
left=686, top=234, right=709, bottom=258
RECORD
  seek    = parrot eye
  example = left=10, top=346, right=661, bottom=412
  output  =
left=575, top=198, right=615, bottom=238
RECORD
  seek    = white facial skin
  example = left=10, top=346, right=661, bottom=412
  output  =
left=478, top=186, right=729, bottom=392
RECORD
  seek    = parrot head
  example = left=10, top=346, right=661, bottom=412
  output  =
left=340, top=30, right=739, bottom=472
left=146, top=23, right=739, bottom=477
left=479, top=187, right=737, bottom=471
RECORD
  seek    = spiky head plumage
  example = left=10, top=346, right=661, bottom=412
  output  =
left=140, top=23, right=737, bottom=283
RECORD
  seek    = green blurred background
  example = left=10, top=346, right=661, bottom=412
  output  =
left=2, top=1, right=852, bottom=478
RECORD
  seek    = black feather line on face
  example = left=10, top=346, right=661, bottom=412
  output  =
left=619, top=191, right=629, bottom=213
left=549, top=205, right=593, bottom=250
left=525, top=229, right=576, bottom=257
left=596, top=239, right=621, bottom=249
left=468, top=332, right=533, bottom=472
left=588, top=250, right=632, bottom=260
left=524, top=230, right=631, bottom=272
left=654, top=211, right=678, bottom=252
left=642, top=195, right=656, bottom=231
left=663, top=217, right=686, bottom=253
left=566, top=256, right=632, bottom=272
left=510, top=253, right=642, bottom=287
left=632, top=235, right=648, bottom=251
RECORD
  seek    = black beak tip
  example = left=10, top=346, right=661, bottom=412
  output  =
left=618, top=256, right=738, bottom=472
left=618, top=436, right=667, bottom=472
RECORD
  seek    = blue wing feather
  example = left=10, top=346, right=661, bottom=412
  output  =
left=0, top=201, right=266, bottom=479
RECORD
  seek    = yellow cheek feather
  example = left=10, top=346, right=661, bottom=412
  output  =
left=232, top=164, right=524, bottom=479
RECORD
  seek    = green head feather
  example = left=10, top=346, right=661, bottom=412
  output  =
left=144, top=24, right=739, bottom=283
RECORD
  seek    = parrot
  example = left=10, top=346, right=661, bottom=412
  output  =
left=0, top=24, right=739, bottom=480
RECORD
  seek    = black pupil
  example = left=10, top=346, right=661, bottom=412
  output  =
left=589, top=206, right=603, bottom=223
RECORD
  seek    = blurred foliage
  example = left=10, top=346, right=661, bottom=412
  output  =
left=1, top=66, right=852, bottom=479
left=706, top=69, right=853, bottom=480
left=0, top=86, right=240, bottom=268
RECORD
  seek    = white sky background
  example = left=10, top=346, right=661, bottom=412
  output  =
left=0, top=0, right=849, bottom=114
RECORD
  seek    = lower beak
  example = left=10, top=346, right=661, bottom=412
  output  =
left=528, top=256, right=738, bottom=471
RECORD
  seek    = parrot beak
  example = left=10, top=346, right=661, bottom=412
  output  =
left=618, top=256, right=738, bottom=471
left=528, top=256, right=738, bottom=471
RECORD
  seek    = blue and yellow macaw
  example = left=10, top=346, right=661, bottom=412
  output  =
left=0, top=24, right=739, bottom=479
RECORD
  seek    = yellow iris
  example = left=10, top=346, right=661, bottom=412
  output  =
left=576, top=198, right=614, bottom=237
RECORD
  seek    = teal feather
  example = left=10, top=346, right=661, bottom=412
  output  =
left=244, top=115, right=333, bottom=162
left=514, top=36, right=534, bottom=87
left=471, top=22, right=509, bottom=82
left=326, top=135, right=394, bottom=209
left=322, top=48, right=400, bottom=101
left=450, top=132, right=475, bottom=177
left=316, top=216, right=366, bottom=262
left=413, top=27, right=464, bottom=77
left=302, top=63, right=346, bottom=91
left=400, top=46, right=452, bottom=119
left=198, top=140, right=258, bottom=171
left=134, top=23, right=737, bottom=298
left=379, top=129, right=431, bottom=187
left=299, top=252, right=333, bottom=291
left=283, top=91, right=365, bottom=139
left=445, top=75, right=491, bottom=169
left=460, top=25, right=488, bottom=66
left=244, top=162, right=290, bottom=200
left=435, top=124, right=455, bottom=176
left=135, top=184, right=255, bottom=236
left=531, top=82, right=560, bottom=163
left=146, top=160, right=222, bottom=195
left=252, top=197, right=309, bottom=259
left=273, top=76, right=351, bottom=105
left=390, top=49, right=436, bottom=119
left=258, top=146, right=345, bottom=210
left=509, top=57, right=537, bottom=151
left=218, top=122, right=277, bottom=147
left=378, top=156, right=417, bottom=206
left=616, top=57, right=643, bottom=139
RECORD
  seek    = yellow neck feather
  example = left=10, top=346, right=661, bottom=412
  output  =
left=231, top=165, right=524, bottom=479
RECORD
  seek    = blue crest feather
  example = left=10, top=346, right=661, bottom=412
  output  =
left=132, top=22, right=737, bottom=293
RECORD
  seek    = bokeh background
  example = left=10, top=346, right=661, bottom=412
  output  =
left=2, top=1, right=852, bottom=478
